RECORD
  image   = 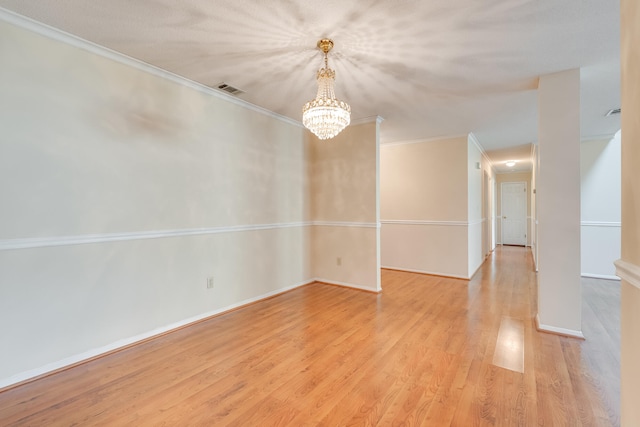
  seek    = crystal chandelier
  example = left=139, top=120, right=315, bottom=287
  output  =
left=302, top=39, right=351, bottom=140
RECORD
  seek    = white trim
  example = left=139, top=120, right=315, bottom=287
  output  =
left=581, top=133, right=617, bottom=142
left=496, top=168, right=533, bottom=174
left=351, top=115, right=384, bottom=126
left=581, top=273, right=621, bottom=281
left=468, top=219, right=485, bottom=226
left=0, top=222, right=313, bottom=251
left=381, top=219, right=468, bottom=227
left=313, top=278, right=381, bottom=293
left=535, top=314, right=585, bottom=339
left=312, top=221, right=379, bottom=228
left=0, top=221, right=382, bottom=251
left=468, top=132, right=493, bottom=167
left=0, top=278, right=315, bottom=389
left=381, top=266, right=469, bottom=280
left=500, top=181, right=528, bottom=246
left=615, top=259, right=640, bottom=290
left=380, top=134, right=468, bottom=147
left=469, top=260, right=485, bottom=280
left=0, top=8, right=301, bottom=128
left=580, top=221, right=621, bottom=227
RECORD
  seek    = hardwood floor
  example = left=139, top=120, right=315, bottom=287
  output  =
left=0, top=246, right=620, bottom=426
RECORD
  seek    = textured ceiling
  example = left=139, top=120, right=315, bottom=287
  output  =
left=0, top=0, right=621, bottom=163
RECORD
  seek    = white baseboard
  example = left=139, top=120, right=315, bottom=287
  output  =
left=581, top=273, right=620, bottom=281
left=0, top=279, right=315, bottom=390
left=381, top=265, right=469, bottom=280
left=469, top=261, right=484, bottom=280
left=312, top=278, right=381, bottom=293
left=535, top=314, right=585, bottom=339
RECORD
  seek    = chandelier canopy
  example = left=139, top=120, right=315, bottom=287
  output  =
left=302, top=39, right=351, bottom=140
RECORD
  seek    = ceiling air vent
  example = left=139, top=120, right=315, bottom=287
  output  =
left=605, top=108, right=621, bottom=116
left=216, top=83, right=244, bottom=96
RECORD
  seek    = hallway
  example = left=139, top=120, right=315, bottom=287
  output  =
left=0, top=246, right=620, bottom=425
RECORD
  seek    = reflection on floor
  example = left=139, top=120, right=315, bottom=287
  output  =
left=493, top=316, right=525, bottom=373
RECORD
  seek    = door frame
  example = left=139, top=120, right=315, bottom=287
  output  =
left=500, top=181, right=527, bottom=246
left=482, top=170, right=491, bottom=257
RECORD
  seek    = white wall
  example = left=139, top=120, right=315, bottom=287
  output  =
left=580, top=133, right=621, bottom=279
left=467, top=136, right=484, bottom=277
left=537, top=68, right=582, bottom=337
left=0, top=15, right=315, bottom=387
left=531, top=144, right=538, bottom=270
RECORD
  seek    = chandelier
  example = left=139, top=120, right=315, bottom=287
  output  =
left=302, top=39, right=351, bottom=140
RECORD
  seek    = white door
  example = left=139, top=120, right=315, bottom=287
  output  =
left=501, top=182, right=527, bottom=246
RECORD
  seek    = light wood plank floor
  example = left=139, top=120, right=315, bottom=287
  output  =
left=0, top=246, right=620, bottom=426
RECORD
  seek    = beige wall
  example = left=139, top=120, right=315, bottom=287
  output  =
left=381, top=137, right=468, bottom=221
left=310, top=121, right=378, bottom=224
left=380, top=136, right=492, bottom=279
left=309, top=120, right=381, bottom=291
left=495, top=172, right=533, bottom=246
left=620, top=0, right=640, bottom=424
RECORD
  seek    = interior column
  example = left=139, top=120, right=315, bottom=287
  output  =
left=536, top=68, right=583, bottom=338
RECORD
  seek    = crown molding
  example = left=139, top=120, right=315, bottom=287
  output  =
left=351, top=115, right=384, bottom=126
left=580, top=133, right=618, bottom=142
left=0, top=7, right=303, bottom=129
left=495, top=168, right=534, bottom=174
left=380, top=133, right=468, bottom=147
left=468, top=132, right=495, bottom=172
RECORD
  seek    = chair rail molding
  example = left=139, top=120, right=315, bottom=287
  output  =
left=381, top=219, right=469, bottom=227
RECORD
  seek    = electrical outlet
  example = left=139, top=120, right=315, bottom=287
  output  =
left=207, top=277, right=214, bottom=289
left=337, top=257, right=342, bottom=266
